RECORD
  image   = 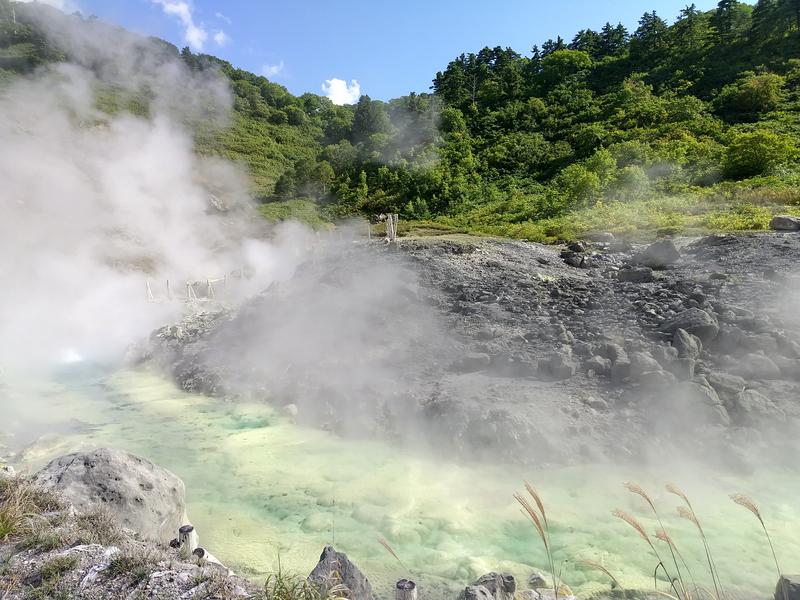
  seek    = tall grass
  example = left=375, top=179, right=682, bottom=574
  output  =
left=730, top=494, right=786, bottom=600
left=514, top=482, right=559, bottom=600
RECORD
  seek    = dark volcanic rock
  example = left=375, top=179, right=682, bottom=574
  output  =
left=661, top=309, right=719, bottom=343
left=673, top=328, right=702, bottom=359
left=776, top=575, right=800, bottom=600
left=619, top=267, right=654, bottom=283
left=471, top=573, right=516, bottom=600
left=633, top=240, right=680, bottom=269
left=770, top=215, right=800, bottom=231
left=308, top=546, right=373, bottom=600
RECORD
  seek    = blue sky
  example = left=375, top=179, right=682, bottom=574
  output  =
left=62, top=0, right=721, bottom=102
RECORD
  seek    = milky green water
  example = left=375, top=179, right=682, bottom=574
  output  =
left=4, top=367, right=799, bottom=599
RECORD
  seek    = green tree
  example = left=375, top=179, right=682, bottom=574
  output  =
left=723, top=129, right=795, bottom=178
left=716, top=72, right=785, bottom=119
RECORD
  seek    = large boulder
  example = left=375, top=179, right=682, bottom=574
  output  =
left=770, top=216, right=800, bottom=231
left=308, top=546, right=373, bottom=600
left=632, top=240, right=680, bottom=269
left=661, top=309, right=719, bottom=343
left=34, top=448, right=188, bottom=543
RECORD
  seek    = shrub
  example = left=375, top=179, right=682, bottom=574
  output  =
left=723, top=130, right=795, bottom=179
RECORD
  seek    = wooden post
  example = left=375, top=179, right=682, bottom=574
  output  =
left=396, top=579, right=417, bottom=600
left=178, top=524, right=194, bottom=555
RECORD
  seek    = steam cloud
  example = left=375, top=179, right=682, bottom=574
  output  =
left=0, top=8, right=309, bottom=370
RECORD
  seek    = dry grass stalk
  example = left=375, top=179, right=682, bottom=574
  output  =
left=730, top=494, right=785, bottom=600
left=612, top=509, right=651, bottom=546
left=671, top=486, right=723, bottom=600
left=525, top=481, right=548, bottom=529
left=514, top=493, right=547, bottom=548
left=377, top=536, right=409, bottom=572
left=580, top=560, right=626, bottom=597
left=515, top=485, right=558, bottom=600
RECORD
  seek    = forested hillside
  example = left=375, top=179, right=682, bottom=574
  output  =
left=2, top=0, right=799, bottom=239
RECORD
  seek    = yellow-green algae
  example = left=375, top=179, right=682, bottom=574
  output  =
left=6, top=367, right=800, bottom=599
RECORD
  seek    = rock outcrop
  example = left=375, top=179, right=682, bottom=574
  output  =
left=34, top=448, right=188, bottom=543
left=308, top=546, right=374, bottom=600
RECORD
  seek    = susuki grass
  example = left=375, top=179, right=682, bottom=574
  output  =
left=513, top=482, right=787, bottom=600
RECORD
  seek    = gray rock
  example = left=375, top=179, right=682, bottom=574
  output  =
left=731, top=390, right=785, bottom=424
left=451, top=353, right=491, bottom=373
left=618, top=267, right=654, bottom=283
left=639, top=369, right=677, bottom=389
left=633, top=240, right=680, bottom=269
left=770, top=215, right=800, bottom=231
left=463, top=586, right=494, bottom=600
left=527, top=572, right=547, bottom=589
left=774, top=356, right=800, bottom=380
left=308, top=546, right=373, bottom=600
left=472, top=573, right=516, bottom=600
left=652, top=344, right=679, bottom=366
left=707, top=372, right=747, bottom=397
left=629, top=352, right=662, bottom=379
left=584, top=355, right=611, bottom=376
left=34, top=448, right=188, bottom=543
left=727, top=353, right=782, bottom=380
left=776, top=575, right=800, bottom=600
left=661, top=309, right=719, bottom=343
left=673, top=328, right=702, bottom=359
left=515, top=591, right=541, bottom=600
left=667, top=358, right=695, bottom=381
left=539, top=352, right=578, bottom=380
left=671, top=381, right=731, bottom=426
left=0, top=465, right=15, bottom=479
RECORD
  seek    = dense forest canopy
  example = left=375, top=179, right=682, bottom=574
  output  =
left=1, top=0, right=799, bottom=239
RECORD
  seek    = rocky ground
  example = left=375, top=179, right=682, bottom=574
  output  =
left=141, top=230, right=800, bottom=472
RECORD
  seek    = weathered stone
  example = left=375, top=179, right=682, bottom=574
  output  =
left=34, top=448, right=188, bottom=543
left=584, top=355, right=611, bottom=376
left=633, top=240, right=680, bottom=269
left=730, top=389, right=785, bottom=424
left=727, top=353, right=782, bottom=380
left=629, top=352, right=662, bottom=378
left=451, top=353, right=491, bottom=373
left=619, top=267, right=654, bottom=283
left=670, top=381, right=731, bottom=426
left=308, top=546, right=373, bottom=600
left=539, top=352, right=578, bottom=380
left=667, top=358, right=695, bottom=380
left=527, top=572, right=547, bottom=589
left=770, top=215, right=800, bottom=231
left=661, top=309, right=719, bottom=343
left=707, top=372, right=747, bottom=397
left=776, top=575, right=800, bottom=600
left=472, top=573, right=516, bottom=600
left=463, top=586, right=494, bottom=600
left=673, top=328, right=702, bottom=359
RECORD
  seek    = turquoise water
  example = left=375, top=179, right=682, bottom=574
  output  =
left=5, top=367, right=799, bottom=599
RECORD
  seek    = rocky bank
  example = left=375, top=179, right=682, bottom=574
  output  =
left=143, top=231, right=800, bottom=471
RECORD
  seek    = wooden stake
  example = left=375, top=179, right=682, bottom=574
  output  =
left=396, top=579, right=417, bottom=600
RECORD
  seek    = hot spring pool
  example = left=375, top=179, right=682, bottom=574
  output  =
left=3, top=366, right=799, bottom=599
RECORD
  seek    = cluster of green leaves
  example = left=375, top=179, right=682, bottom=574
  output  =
left=2, top=0, right=799, bottom=235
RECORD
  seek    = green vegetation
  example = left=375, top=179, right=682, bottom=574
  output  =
left=1, top=0, right=799, bottom=238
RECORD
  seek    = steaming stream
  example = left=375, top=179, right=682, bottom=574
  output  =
left=4, top=365, right=799, bottom=599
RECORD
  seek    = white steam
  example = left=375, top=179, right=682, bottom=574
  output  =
left=0, top=11, right=309, bottom=370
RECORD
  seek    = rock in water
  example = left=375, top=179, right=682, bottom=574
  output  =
left=471, top=573, right=516, bottom=600
left=33, top=448, right=188, bottom=543
left=770, top=216, right=800, bottom=231
left=463, top=586, right=495, bottom=600
left=632, top=240, right=680, bottom=269
left=661, top=309, right=719, bottom=343
left=308, top=546, right=373, bottom=600
left=776, top=575, right=800, bottom=600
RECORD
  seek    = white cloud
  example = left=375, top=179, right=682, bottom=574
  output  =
left=321, top=78, right=361, bottom=105
left=151, top=0, right=207, bottom=51
left=213, top=30, right=229, bottom=47
left=261, top=60, right=285, bottom=78
left=214, top=11, right=232, bottom=25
